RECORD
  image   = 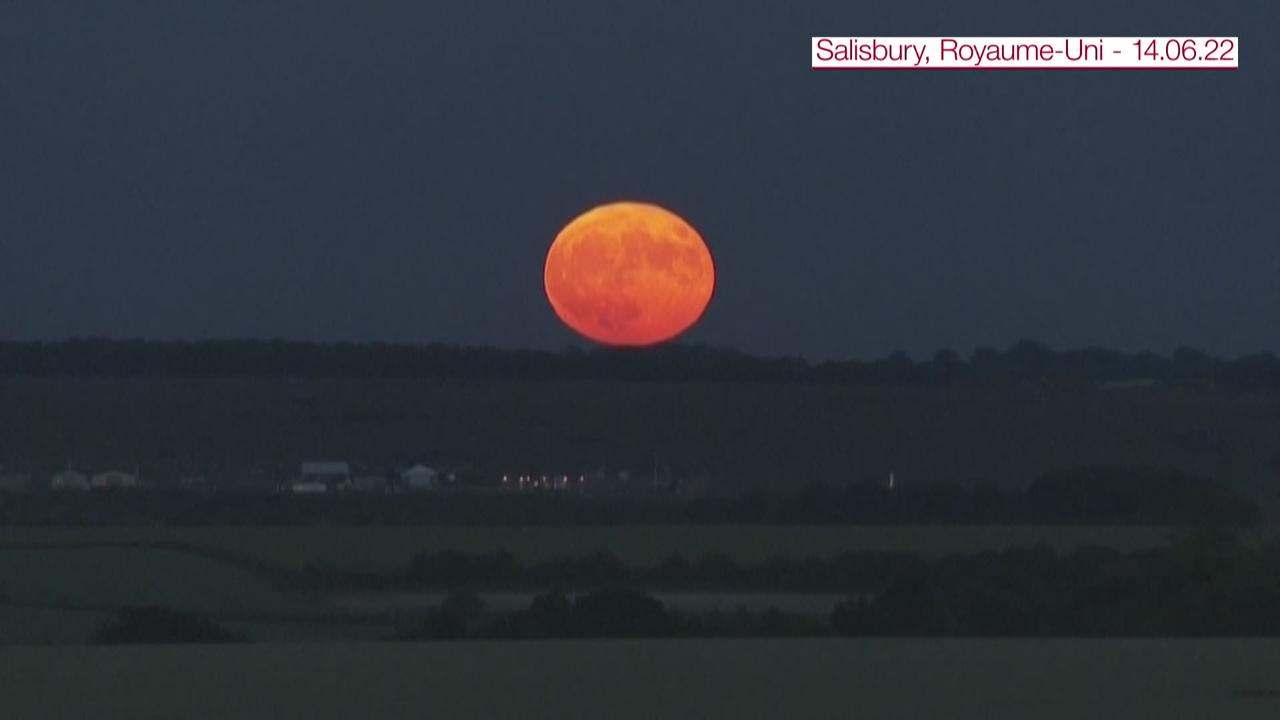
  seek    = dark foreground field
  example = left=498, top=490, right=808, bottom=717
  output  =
left=4, top=377, right=1280, bottom=502
left=2, top=639, right=1278, bottom=719
left=0, top=524, right=1195, bottom=571
left=2, top=525, right=1276, bottom=645
left=0, top=526, right=1192, bottom=644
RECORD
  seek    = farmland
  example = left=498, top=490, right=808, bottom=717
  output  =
left=3, top=377, right=1279, bottom=506
left=0, top=545, right=297, bottom=614
left=1, top=524, right=1243, bottom=646
left=1, top=639, right=1278, bottom=719
left=0, top=544, right=384, bottom=645
left=0, top=524, right=1201, bottom=573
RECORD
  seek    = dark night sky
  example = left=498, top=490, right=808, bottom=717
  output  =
left=1, top=1, right=1275, bottom=360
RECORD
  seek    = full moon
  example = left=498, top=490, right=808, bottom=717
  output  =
left=544, top=202, right=715, bottom=347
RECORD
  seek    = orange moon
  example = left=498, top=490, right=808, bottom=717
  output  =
left=544, top=202, right=715, bottom=347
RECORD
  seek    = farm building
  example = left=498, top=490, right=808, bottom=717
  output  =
left=51, top=470, right=90, bottom=492
left=400, top=464, right=440, bottom=491
left=90, top=470, right=140, bottom=490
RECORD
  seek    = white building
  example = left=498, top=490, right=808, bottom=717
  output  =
left=51, top=470, right=90, bottom=492
left=90, top=470, right=140, bottom=490
left=400, top=464, right=440, bottom=491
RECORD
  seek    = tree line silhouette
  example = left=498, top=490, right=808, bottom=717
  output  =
left=2, top=338, right=1278, bottom=386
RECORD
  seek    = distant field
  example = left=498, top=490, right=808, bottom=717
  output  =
left=1, top=527, right=1275, bottom=646
left=3, top=377, right=1279, bottom=502
left=0, top=605, right=108, bottom=646
left=0, top=546, right=298, bottom=614
left=0, top=524, right=1209, bottom=573
left=0, top=544, right=394, bottom=645
left=0, top=525, right=1227, bottom=646
left=0, top=545, right=313, bottom=646
left=2, top=639, right=1278, bottom=719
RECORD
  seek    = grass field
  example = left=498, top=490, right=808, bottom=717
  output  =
left=0, top=546, right=298, bottom=614
left=0, top=524, right=1204, bottom=573
left=0, top=606, right=108, bottom=646
left=2, top=639, right=1278, bottom=719
left=2, top=525, right=1239, bottom=647
left=0, top=545, right=317, bottom=645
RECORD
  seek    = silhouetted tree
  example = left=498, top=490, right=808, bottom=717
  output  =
left=94, top=606, right=244, bottom=644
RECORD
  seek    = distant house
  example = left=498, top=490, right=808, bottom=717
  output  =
left=90, top=470, right=140, bottom=490
left=400, top=465, right=440, bottom=492
left=51, top=470, right=90, bottom=492
left=294, top=462, right=351, bottom=493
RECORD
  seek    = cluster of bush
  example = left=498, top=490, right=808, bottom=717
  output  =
left=832, top=530, right=1280, bottom=636
left=90, top=592, right=823, bottom=644
left=94, top=606, right=245, bottom=644
left=90, top=531, right=1280, bottom=643
left=400, top=589, right=825, bottom=641
left=306, top=530, right=1265, bottom=600
left=377, top=549, right=916, bottom=592
left=390, top=531, right=1280, bottom=638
